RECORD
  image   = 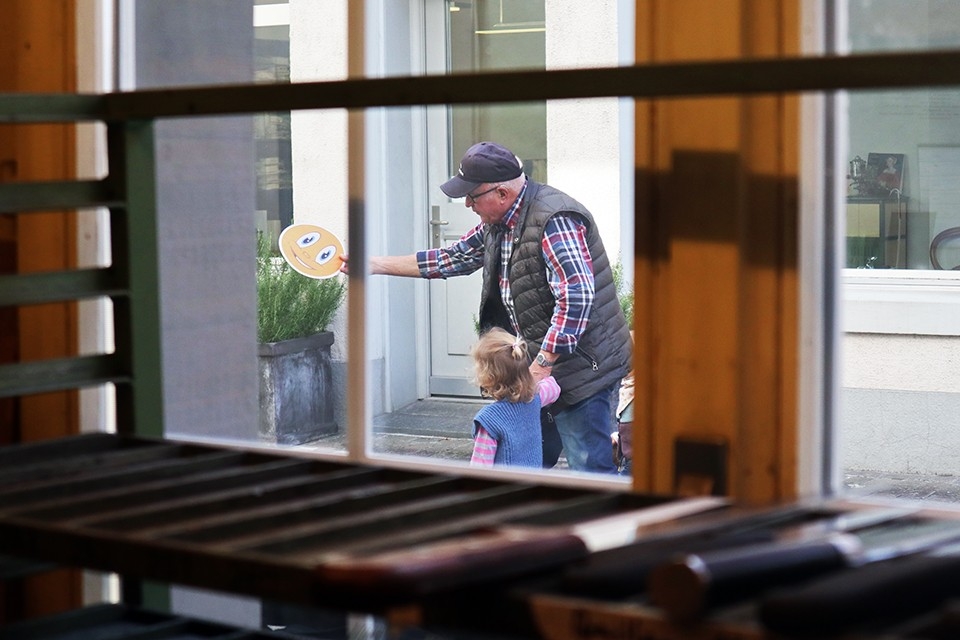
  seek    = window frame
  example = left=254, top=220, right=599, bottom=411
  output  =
left=74, top=2, right=960, bottom=498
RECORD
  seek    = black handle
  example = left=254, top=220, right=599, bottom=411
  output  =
left=648, top=533, right=854, bottom=621
left=560, top=528, right=776, bottom=598
left=760, top=553, right=960, bottom=636
left=560, top=503, right=816, bottom=598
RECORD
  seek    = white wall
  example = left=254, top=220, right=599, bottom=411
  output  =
left=288, top=0, right=350, bottom=362
left=842, top=271, right=960, bottom=475
left=76, top=0, right=115, bottom=437
left=546, top=0, right=623, bottom=260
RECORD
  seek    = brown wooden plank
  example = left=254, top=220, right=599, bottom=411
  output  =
left=0, top=450, right=249, bottom=508
left=165, top=476, right=517, bottom=548
left=70, top=466, right=419, bottom=531
left=504, top=492, right=673, bottom=527
left=323, top=501, right=586, bottom=559
left=0, top=440, right=185, bottom=487
left=0, top=521, right=331, bottom=611
left=321, top=494, right=667, bottom=559
left=0, top=432, right=120, bottom=465
left=6, top=456, right=314, bottom=521
left=634, top=0, right=800, bottom=505
left=234, top=485, right=604, bottom=557
left=116, top=475, right=477, bottom=542
left=2, top=0, right=81, bottom=620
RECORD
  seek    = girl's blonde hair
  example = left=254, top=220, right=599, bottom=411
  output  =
left=471, top=327, right=536, bottom=403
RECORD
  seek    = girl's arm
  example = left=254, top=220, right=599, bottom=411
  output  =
left=470, top=424, right=498, bottom=466
left=537, top=375, right=561, bottom=406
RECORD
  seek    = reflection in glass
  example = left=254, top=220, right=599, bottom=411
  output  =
left=841, top=0, right=960, bottom=503
left=446, top=0, right=547, bottom=182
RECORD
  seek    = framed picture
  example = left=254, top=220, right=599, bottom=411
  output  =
left=867, top=152, right=904, bottom=194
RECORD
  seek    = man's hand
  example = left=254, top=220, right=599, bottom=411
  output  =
left=530, top=351, right=556, bottom=382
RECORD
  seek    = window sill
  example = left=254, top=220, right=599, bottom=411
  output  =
left=842, top=269, right=960, bottom=336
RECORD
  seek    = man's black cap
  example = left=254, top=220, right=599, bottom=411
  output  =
left=440, top=142, right=524, bottom=198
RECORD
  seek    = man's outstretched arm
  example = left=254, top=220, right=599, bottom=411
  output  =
left=339, top=254, right=421, bottom=277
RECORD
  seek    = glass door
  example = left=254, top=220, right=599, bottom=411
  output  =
left=425, top=0, right=547, bottom=396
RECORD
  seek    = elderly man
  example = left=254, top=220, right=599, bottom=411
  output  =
left=342, top=141, right=632, bottom=474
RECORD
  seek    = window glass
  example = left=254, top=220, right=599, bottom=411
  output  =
left=255, top=21, right=293, bottom=235
left=446, top=0, right=547, bottom=181
left=840, top=1, right=960, bottom=502
left=120, top=0, right=630, bottom=481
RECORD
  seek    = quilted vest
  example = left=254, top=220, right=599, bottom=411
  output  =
left=480, top=180, right=632, bottom=411
left=473, top=398, right=544, bottom=468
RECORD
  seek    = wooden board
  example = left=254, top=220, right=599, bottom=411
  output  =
left=0, top=434, right=705, bottom=613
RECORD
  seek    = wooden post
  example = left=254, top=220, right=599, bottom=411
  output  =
left=633, top=0, right=800, bottom=505
left=0, top=0, right=82, bottom=622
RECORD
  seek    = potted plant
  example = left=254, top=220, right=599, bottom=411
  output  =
left=257, top=232, right=346, bottom=445
left=612, top=257, right=634, bottom=327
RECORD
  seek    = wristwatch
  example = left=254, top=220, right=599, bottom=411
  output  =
left=534, top=352, right=554, bottom=368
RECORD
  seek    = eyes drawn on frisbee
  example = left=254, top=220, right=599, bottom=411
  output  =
left=278, top=223, right=345, bottom=279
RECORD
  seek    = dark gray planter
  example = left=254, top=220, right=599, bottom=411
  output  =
left=258, top=331, right=336, bottom=445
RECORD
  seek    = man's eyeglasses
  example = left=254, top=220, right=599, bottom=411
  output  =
left=466, top=185, right=498, bottom=205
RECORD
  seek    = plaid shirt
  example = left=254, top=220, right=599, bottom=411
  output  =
left=417, top=181, right=595, bottom=355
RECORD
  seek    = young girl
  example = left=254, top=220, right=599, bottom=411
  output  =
left=469, top=327, right=560, bottom=468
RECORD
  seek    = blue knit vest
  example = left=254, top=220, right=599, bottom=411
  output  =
left=473, top=398, right=543, bottom=468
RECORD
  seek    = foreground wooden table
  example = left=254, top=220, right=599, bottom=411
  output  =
left=4, top=434, right=960, bottom=639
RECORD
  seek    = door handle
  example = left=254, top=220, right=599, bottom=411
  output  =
left=430, top=206, right=449, bottom=248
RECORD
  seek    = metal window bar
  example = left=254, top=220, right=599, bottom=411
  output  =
left=2, top=50, right=960, bottom=442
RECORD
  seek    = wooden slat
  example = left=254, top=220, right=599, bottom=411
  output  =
left=0, top=354, right=125, bottom=398
left=0, top=50, right=957, bottom=127
left=71, top=466, right=412, bottom=531
left=108, top=120, right=164, bottom=439
left=231, top=489, right=658, bottom=560
left=110, top=474, right=472, bottom=541
left=0, top=450, right=247, bottom=506
left=3, top=455, right=308, bottom=519
left=0, top=179, right=121, bottom=212
left=188, top=482, right=542, bottom=554
left=331, top=493, right=661, bottom=558
left=326, top=499, right=582, bottom=558
left=0, top=439, right=183, bottom=486
left=0, top=267, right=124, bottom=307
left=0, top=94, right=104, bottom=123
left=0, top=431, right=130, bottom=465
left=101, top=50, right=960, bottom=120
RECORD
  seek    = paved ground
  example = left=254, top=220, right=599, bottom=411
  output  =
left=309, top=398, right=960, bottom=505
left=844, top=468, right=960, bottom=503
left=308, top=397, right=480, bottom=463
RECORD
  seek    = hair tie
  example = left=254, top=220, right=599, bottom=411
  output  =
left=512, top=336, right=524, bottom=359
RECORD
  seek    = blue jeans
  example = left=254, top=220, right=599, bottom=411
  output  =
left=553, top=382, right=619, bottom=474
